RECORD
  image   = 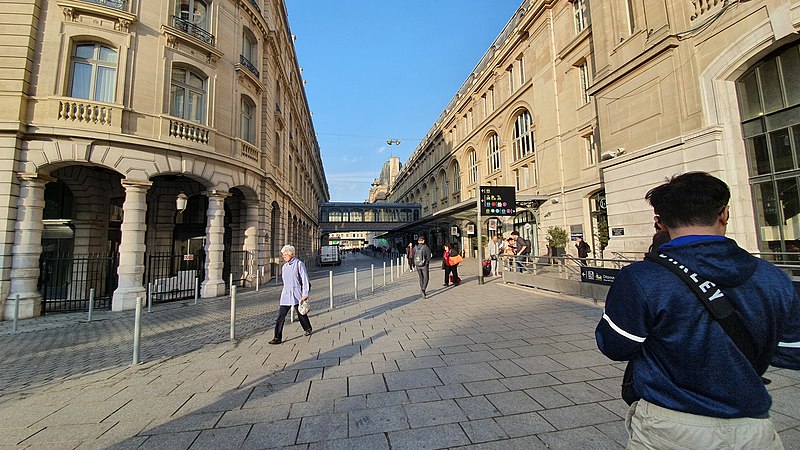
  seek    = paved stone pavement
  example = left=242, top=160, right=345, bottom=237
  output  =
left=0, top=253, right=798, bottom=449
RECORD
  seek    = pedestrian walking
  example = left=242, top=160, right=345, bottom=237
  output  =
left=442, top=243, right=462, bottom=286
left=488, top=235, right=502, bottom=277
left=413, top=235, right=431, bottom=298
left=596, top=172, right=800, bottom=449
left=575, top=236, right=591, bottom=266
left=406, top=242, right=415, bottom=272
left=269, top=244, right=312, bottom=344
left=510, top=230, right=530, bottom=272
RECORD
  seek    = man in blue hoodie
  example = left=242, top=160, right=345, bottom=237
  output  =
left=596, top=172, right=799, bottom=449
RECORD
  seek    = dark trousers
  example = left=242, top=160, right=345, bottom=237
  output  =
left=444, top=265, right=459, bottom=285
left=417, top=266, right=429, bottom=293
left=274, top=305, right=311, bottom=340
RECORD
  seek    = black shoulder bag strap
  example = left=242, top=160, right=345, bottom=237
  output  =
left=644, top=252, right=769, bottom=376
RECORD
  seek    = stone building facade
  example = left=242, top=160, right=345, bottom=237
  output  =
left=386, top=0, right=800, bottom=265
left=1, top=0, right=327, bottom=319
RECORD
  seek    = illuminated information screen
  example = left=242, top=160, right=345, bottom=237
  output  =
left=479, top=186, right=516, bottom=216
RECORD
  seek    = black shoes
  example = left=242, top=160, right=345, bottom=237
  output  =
left=268, top=338, right=281, bottom=345
left=422, top=291, right=427, bottom=299
left=304, top=329, right=313, bottom=336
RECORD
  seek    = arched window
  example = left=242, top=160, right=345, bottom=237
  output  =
left=440, top=170, right=448, bottom=198
left=487, top=133, right=501, bottom=173
left=431, top=177, right=438, bottom=204
left=737, top=42, right=800, bottom=254
left=177, top=0, right=209, bottom=30
left=452, top=162, right=461, bottom=193
left=171, top=66, right=207, bottom=123
left=512, top=110, right=534, bottom=161
left=70, top=43, right=117, bottom=103
left=468, top=149, right=479, bottom=184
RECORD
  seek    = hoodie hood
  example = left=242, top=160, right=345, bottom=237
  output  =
left=660, top=237, right=757, bottom=288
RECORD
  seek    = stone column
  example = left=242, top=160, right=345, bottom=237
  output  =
left=111, top=180, right=151, bottom=311
left=6, top=173, right=54, bottom=319
left=243, top=200, right=259, bottom=276
left=201, top=190, right=230, bottom=298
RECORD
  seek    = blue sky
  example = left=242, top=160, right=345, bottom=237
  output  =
left=285, top=1, right=524, bottom=202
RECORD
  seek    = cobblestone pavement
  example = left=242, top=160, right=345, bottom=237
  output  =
left=0, top=253, right=798, bottom=449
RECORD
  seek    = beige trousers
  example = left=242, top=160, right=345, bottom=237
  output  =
left=625, top=399, right=784, bottom=450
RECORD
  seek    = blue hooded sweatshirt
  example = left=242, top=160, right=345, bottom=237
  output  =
left=596, top=236, right=800, bottom=418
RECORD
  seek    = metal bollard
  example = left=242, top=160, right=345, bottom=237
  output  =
left=229, top=273, right=234, bottom=292
left=256, top=268, right=260, bottom=291
left=230, top=285, right=236, bottom=340
left=329, top=270, right=334, bottom=309
left=354, top=267, right=358, bottom=300
left=88, top=288, right=95, bottom=322
left=194, top=277, right=199, bottom=305
left=12, top=294, right=20, bottom=334
left=290, top=302, right=295, bottom=323
left=390, top=259, right=394, bottom=283
left=371, top=264, right=375, bottom=293
left=396, top=258, right=400, bottom=278
left=132, top=296, right=142, bottom=365
left=383, top=261, right=386, bottom=286
left=147, top=282, right=152, bottom=313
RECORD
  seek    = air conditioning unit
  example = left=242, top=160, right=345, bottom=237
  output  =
left=600, top=147, right=625, bottom=161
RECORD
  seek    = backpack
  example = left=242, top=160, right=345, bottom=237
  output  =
left=413, top=246, right=426, bottom=267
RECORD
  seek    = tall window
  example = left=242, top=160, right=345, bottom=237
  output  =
left=514, top=169, right=520, bottom=190
left=468, top=150, right=479, bottom=184
left=578, top=62, right=590, bottom=104
left=507, top=65, right=515, bottom=93
left=625, top=0, right=635, bottom=35
left=518, top=57, right=526, bottom=86
left=574, top=0, right=590, bottom=33
left=170, top=67, right=206, bottom=123
left=452, top=162, right=461, bottom=193
left=241, top=97, right=255, bottom=143
left=584, top=133, right=596, bottom=165
left=487, top=133, right=501, bottom=173
left=440, top=171, right=448, bottom=198
left=70, top=43, right=117, bottom=103
left=512, top=110, right=534, bottom=161
left=737, top=43, right=800, bottom=254
left=177, top=0, right=208, bottom=29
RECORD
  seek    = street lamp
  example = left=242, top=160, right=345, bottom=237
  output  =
left=386, top=139, right=400, bottom=146
left=176, top=192, right=188, bottom=213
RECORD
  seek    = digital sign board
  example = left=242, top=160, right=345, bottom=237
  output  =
left=479, top=186, right=516, bottom=216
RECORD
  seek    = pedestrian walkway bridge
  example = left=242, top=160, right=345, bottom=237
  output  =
left=319, top=202, right=421, bottom=234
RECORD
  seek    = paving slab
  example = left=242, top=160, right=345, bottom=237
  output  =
left=0, top=254, right=796, bottom=449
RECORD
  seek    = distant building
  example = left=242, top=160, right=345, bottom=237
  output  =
left=368, top=156, right=401, bottom=203
left=383, top=0, right=800, bottom=265
left=1, top=0, right=328, bottom=319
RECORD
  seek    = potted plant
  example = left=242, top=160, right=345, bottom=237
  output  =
left=545, top=226, right=568, bottom=257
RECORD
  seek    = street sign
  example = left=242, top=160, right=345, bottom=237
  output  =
left=479, top=186, right=516, bottom=216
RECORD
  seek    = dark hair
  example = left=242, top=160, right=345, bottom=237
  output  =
left=645, top=172, right=730, bottom=228
left=510, top=230, right=520, bottom=236
left=648, top=229, right=671, bottom=252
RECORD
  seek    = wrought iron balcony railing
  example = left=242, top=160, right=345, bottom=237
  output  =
left=239, top=55, right=260, bottom=78
left=80, top=0, right=127, bottom=10
left=172, top=15, right=215, bottom=46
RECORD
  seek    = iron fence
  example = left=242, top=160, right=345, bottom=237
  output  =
left=145, top=253, right=205, bottom=302
left=39, top=254, right=117, bottom=314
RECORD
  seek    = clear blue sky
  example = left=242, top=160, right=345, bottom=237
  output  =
left=285, top=1, right=524, bottom=202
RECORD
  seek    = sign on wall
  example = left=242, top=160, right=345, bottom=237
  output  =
left=580, top=266, right=619, bottom=286
left=479, top=186, right=516, bottom=216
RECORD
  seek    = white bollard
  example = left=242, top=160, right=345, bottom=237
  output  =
left=194, top=277, right=199, bottom=305
left=256, top=269, right=260, bottom=292
left=290, top=303, right=295, bottom=323
left=371, top=264, right=375, bottom=293
left=354, top=267, right=358, bottom=300
left=329, top=270, right=334, bottom=309
left=230, top=285, right=236, bottom=340
left=383, top=262, right=386, bottom=286
left=147, top=282, right=152, bottom=313
left=390, top=259, right=394, bottom=283
left=12, top=294, right=20, bottom=334
left=132, top=296, right=143, bottom=365
left=88, top=288, right=95, bottom=322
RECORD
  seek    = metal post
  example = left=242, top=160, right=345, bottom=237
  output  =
left=383, top=261, right=386, bottom=286
left=390, top=259, right=394, bottom=283
left=255, top=268, right=260, bottom=292
left=477, top=192, right=484, bottom=285
left=396, top=258, right=400, bottom=278
left=132, top=296, right=142, bottom=365
left=88, top=288, right=95, bottom=322
left=230, top=285, right=236, bottom=340
left=147, top=282, right=152, bottom=313
left=371, top=264, right=374, bottom=293
left=329, top=270, right=334, bottom=309
left=194, top=277, right=199, bottom=305
left=229, top=273, right=233, bottom=292
left=12, top=294, right=19, bottom=334
left=290, top=302, right=295, bottom=323
left=354, top=267, right=358, bottom=300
